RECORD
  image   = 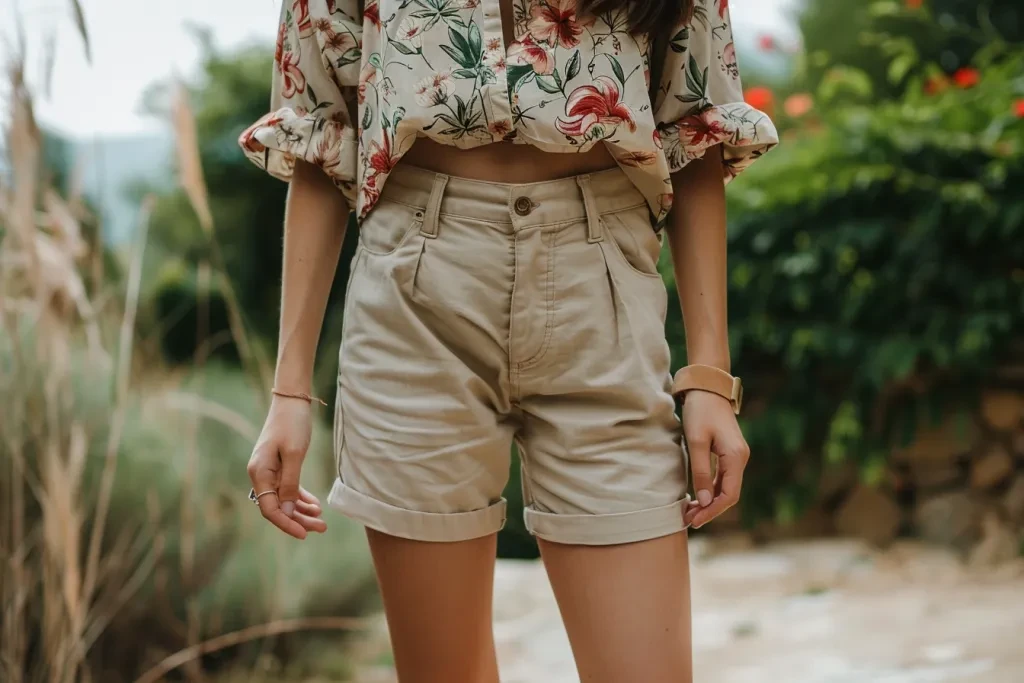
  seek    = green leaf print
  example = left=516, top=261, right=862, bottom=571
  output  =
left=392, top=41, right=416, bottom=55
left=669, top=28, right=689, bottom=53
left=307, top=84, right=319, bottom=106
left=609, top=55, right=626, bottom=86
left=452, top=68, right=478, bottom=79
left=566, top=51, right=581, bottom=81
left=535, top=74, right=561, bottom=94
left=336, top=47, right=361, bottom=68
left=368, top=52, right=383, bottom=69
left=362, top=105, right=373, bottom=131
left=506, top=63, right=535, bottom=93
left=446, top=26, right=477, bottom=68
left=684, top=54, right=708, bottom=101
left=467, top=22, right=483, bottom=64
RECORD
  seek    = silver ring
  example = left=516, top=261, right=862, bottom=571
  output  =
left=248, top=488, right=277, bottom=505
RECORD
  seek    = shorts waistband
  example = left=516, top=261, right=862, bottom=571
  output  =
left=381, top=164, right=650, bottom=230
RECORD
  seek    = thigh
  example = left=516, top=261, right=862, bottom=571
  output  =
left=539, top=533, right=692, bottom=683
left=367, top=530, right=500, bottom=683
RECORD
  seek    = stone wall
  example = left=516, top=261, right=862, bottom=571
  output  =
left=718, top=389, right=1024, bottom=566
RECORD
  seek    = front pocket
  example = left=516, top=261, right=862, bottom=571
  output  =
left=357, top=198, right=424, bottom=256
left=601, top=206, right=664, bottom=280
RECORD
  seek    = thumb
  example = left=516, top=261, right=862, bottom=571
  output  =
left=278, top=446, right=305, bottom=517
left=687, top=433, right=714, bottom=508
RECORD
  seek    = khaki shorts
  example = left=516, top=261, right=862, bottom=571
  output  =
left=328, top=165, right=690, bottom=545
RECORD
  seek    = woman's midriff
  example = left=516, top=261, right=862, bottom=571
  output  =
left=399, top=137, right=620, bottom=184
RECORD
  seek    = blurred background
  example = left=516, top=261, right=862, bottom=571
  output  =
left=1, top=0, right=1023, bottom=681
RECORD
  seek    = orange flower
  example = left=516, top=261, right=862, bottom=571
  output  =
left=617, top=150, right=657, bottom=167
left=905, top=0, right=923, bottom=8
left=744, top=86, right=774, bottom=113
left=952, top=67, right=980, bottom=88
left=783, top=93, right=813, bottom=118
left=1014, top=99, right=1024, bottom=118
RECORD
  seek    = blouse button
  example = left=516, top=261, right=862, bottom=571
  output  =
left=514, top=196, right=533, bottom=216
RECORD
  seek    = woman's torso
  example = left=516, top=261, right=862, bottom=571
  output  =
left=400, top=0, right=618, bottom=182
left=353, top=0, right=668, bottom=217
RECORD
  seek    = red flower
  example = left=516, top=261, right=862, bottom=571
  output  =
left=278, top=49, right=307, bottom=98
left=744, top=86, right=774, bottom=113
left=905, top=0, right=923, bottom=8
left=366, top=130, right=398, bottom=175
left=527, top=0, right=594, bottom=49
left=1014, top=99, right=1024, bottom=118
left=677, top=111, right=728, bottom=147
left=507, top=34, right=554, bottom=75
left=719, top=0, right=729, bottom=19
left=292, top=0, right=312, bottom=37
left=363, top=0, right=380, bottom=28
left=555, top=76, right=636, bottom=139
left=952, top=67, right=980, bottom=88
left=758, top=34, right=776, bottom=52
left=275, top=21, right=288, bottom=66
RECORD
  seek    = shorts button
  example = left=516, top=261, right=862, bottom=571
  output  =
left=514, top=196, right=533, bottom=216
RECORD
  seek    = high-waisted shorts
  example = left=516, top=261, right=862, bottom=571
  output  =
left=327, top=164, right=690, bottom=546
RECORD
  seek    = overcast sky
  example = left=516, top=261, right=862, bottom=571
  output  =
left=5, top=0, right=797, bottom=139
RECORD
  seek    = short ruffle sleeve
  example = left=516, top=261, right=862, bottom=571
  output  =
left=652, top=0, right=778, bottom=180
left=239, top=0, right=362, bottom=205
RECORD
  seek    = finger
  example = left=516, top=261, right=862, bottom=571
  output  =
left=295, top=498, right=323, bottom=518
left=257, top=490, right=308, bottom=539
left=692, top=455, right=745, bottom=529
left=299, top=486, right=321, bottom=507
left=687, top=432, right=715, bottom=508
left=278, top=447, right=306, bottom=516
left=293, top=510, right=328, bottom=533
left=684, top=499, right=701, bottom=527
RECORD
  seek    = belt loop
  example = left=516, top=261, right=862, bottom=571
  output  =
left=576, top=174, right=603, bottom=243
left=420, top=173, right=449, bottom=239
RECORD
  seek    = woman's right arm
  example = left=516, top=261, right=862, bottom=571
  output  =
left=246, top=160, right=349, bottom=539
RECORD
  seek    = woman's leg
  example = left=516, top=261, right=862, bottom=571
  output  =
left=366, top=529, right=500, bottom=683
left=539, top=532, right=692, bottom=683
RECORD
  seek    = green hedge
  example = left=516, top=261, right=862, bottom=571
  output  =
left=691, top=50, right=1024, bottom=524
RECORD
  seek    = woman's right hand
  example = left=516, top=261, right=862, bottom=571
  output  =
left=246, top=396, right=328, bottom=539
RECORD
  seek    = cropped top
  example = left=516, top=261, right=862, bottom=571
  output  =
left=239, top=0, right=778, bottom=225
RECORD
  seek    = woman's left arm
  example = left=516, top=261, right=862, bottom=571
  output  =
left=666, top=144, right=750, bottom=529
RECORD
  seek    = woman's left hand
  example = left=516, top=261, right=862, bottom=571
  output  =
left=681, top=389, right=750, bottom=529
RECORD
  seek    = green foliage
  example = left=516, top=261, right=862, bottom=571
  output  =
left=797, top=0, right=1022, bottom=100
left=715, top=32, right=1024, bottom=522
left=0, top=326, right=373, bottom=680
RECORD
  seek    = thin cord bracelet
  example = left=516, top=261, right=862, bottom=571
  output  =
left=271, top=389, right=328, bottom=407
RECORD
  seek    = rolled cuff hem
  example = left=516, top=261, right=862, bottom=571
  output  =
left=327, top=478, right=507, bottom=543
left=239, top=108, right=359, bottom=206
left=660, top=102, right=778, bottom=180
left=524, top=495, right=691, bottom=546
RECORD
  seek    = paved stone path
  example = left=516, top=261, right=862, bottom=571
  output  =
left=351, top=538, right=1024, bottom=682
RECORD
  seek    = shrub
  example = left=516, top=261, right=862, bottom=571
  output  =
left=689, top=48, right=1024, bottom=523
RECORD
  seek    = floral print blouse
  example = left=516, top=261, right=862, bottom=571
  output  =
left=239, top=0, right=778, bottom=226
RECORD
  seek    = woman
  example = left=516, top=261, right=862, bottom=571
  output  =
left=242, top=0, right=776, bottom=679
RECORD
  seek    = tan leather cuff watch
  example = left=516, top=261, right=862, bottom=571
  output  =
left=671, top=364, right=743, bottom=416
